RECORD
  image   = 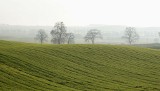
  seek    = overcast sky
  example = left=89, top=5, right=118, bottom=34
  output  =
left=0, top=0, right=160, bottom=27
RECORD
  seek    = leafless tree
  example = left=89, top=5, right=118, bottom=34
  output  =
left=84, top=29, right=102, bottom=44
left=122, top=27, right=139, bottom=45
left=35, top=29, right=48, bottom=44
left=66, top=33, right=75, bottom=44
left=50, top=22, right=67, bottom=44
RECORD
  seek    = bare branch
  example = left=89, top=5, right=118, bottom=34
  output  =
left=50, top=22, right=67, bottom=44
left=122, top=27, right=139, bottom=45
left=35, top=29, right=48, bottom=44
left=84, top=29, right=102, bottom=44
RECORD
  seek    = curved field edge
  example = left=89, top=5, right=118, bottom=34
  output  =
left=0, top=40, right=160, bottom=91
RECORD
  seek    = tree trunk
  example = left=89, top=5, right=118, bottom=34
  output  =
left=92, top=38, right=94, bottom=44
left=40, top=40, right=43, bottom=45
left=68, top=41, right=69, bottom=44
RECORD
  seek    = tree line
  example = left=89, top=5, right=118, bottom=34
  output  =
left=35, top=22, right=74, bottom=45
left=35, top=22, right=160, bottom=45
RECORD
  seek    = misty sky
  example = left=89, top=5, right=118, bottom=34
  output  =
left=0, top=0, right=160, bottom=27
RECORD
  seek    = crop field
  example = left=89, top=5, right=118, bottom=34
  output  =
left=0, top=40, right=160, bottom=91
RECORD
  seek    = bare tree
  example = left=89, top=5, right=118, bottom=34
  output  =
left=154, top=32, right=160, bottom=43
left=122, top=27, right=139, bottom=45
left=50, top=22, right=67, bottom=44
left=35, top=29, right=48, bottom=44
left=84, top=29, right=102, bottom=44
left=66, top=33, right=75, bottom=44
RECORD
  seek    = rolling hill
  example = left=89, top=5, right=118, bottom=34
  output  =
left=0, top=40, right=160, bottom=91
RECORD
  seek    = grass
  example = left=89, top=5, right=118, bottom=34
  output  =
left=0, top=40, right=160, bottom=91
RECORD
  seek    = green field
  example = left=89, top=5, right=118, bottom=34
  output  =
left=0, top=40, right=160, bottom=91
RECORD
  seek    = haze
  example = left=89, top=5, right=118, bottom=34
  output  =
left=0, top=0, right=160, bottom=27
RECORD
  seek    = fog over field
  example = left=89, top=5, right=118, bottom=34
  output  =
left=0, top=0, right=160, bottom=44
left=0, top=24, right=160, bottom=44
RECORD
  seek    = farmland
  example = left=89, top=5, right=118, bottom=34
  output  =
left=0, top=40, right=160, bottom=91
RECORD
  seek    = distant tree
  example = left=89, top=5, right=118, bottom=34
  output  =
left=157, top=32, right=160, bottom=43
left=84, top=29, right=102, bottom=44
left=35, top=29, right=48, bottom=44
left=50, top=22, right=67, bottom=44
left=66, top=33, right=75, bottom=44
left=122, top=27, right=139, bottom=45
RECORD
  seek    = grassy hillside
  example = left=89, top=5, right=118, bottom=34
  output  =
left=0, top=40, right=160, bottom=91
